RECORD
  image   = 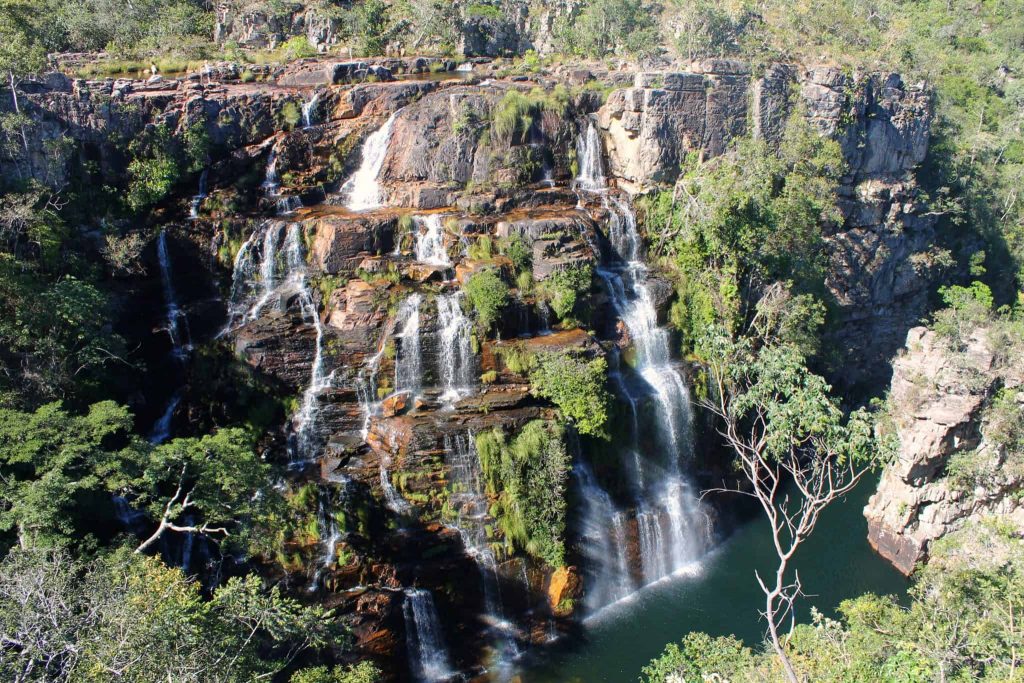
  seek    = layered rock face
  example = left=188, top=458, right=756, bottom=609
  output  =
left=594, top=62, right=936, bottom=385
left=865, top=326, right=1024, bottom=574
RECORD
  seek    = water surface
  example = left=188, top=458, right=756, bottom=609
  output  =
left=523, top=475, right=906, bottom=682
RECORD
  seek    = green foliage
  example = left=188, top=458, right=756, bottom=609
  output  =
left=498, top=234, right=531, bottom=274
left=464, top=268, right=509, bottom=333
left=467, top=234, right=494, bottom=261
left=126, top=125, right=182, bottom=211
left=932, top=280, right=995, bottom=346
left=492, top=87, right=570, bottom=144
left=290, top=663, right=382, bottom=683
left=494, top=342, right=535, bottom=374
left=355, top=0, right=395, bottom=57
left=474, top=421, right=569, bottom=567
left=0, top=547, right=341, bottom=682
left=555, top=0, right=660, bottom=58
left=529, top=350, right=611, bottom=439
left=641, top=632, right=755, bottom=682
left=648, top=119, right=843, bottom=356
left=539, top=264, right=592, bottom=320
left=53, top=0, right=214, bottom=58
left=278, top=100, right=303, bottom=131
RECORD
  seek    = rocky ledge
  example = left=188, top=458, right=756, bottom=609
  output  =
left=865, top=325, right=1024, bottom=574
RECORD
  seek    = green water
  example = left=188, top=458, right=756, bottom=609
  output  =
left=522, top=475, right=907, bottom=682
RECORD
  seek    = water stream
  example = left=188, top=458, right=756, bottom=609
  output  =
left=414, top=214, right=451, bottom=267
left=342, top=109, right=403, bottom=211
left=403, top=588, right=456, bottom=682
left=436, top=292, right=475, bottom=405
left=149, top=229, right=192, bottom=444
left=302, top=91, right=321, bottom=128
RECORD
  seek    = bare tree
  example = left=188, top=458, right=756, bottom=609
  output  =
left=699, top=327, right=884, bottom=683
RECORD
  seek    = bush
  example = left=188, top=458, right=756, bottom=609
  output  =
left=464, top=268, right=509, bottom=333
left=475, top=421, right=569, bottom=567
left=529, top=350, right=611, bottom=438
left=540, top=264, right=592, bottom=320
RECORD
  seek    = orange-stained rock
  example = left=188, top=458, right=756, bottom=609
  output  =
left=547, top=565, right=581, bottom=617
left=380, top=391, right=409, bottom=417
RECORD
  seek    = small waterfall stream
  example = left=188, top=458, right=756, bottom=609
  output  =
left=149, top=230, right=192, bottom=444
left=342, top=109, right=403, bottom=211
left=393, top=293, right=423, bottom=400
left=403, top=588, right=456, bottom=682
left=574, top=117, right=606, bottom=192
left=437, top=292, right=475, bottom=405
left=302, top=91, right=321, bottom=128
left=414, top=214, right=451, bottom=267
left=444, top=433, right=521, bottom=666
left=189, top=168, right=208, bottom=219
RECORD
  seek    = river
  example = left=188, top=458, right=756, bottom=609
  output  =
left=522, top=474, right=907, bottom=682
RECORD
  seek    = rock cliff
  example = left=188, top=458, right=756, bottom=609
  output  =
left=865, top=325, right=1024, bottom=574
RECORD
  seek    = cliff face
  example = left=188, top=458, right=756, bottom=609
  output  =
left=865, top=326, right=1024, bottom=575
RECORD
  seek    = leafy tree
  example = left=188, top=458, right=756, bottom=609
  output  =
left=463, top=267, right=509, bottom=333
left=559, top=0, right=660, bottom=58
left=290, top=663, right=382, bottom=683
left=699, top=326, right=891, bottom=683
left=126, top=125, right=181, bottom=211
left=0, top=547, right=340, bottom=682
left=529, top=350, right=611, bottom=439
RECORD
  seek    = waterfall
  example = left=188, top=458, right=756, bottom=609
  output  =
left=574, top=117, right=606, bottom=192
left=414, top=214, right=451, bottom=267
left=148, top=392, right=181, bottom=444
left=155, top=229, right=191, bottom=361
left=262, top=148, right=280, bottom=197
left=189, top=168, right=208, bottom=219
left=569, top=124, right=709, bottom=610
left=403, top=588, right=456, bottom=682
left=393, top=294, right=423, bottom=400
left=283, top=223, right=333, bottom=467
left=302, top=91, right=320, bottom=128
left=575, top=460, right=634, bottom=613
left=224, top=221, right=287, bottom=331
left=443, top=433, right=521, bottom=664
left=341, top=109, right=402, bottom=211
left=595, top=199, right=707, bottom=587
left=436, top=292, right=475, bottom=405
left=381, top=464, right=411, bottom=514
left=150, top=230, right=191, bottom=444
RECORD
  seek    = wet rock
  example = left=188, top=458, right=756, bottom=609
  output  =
left=311, top=212, right=397, bottom=274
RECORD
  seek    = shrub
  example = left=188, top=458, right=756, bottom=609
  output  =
left=475, top=420, right=569, bottom=567
left=467, top=234, right=494, bottom=261
left=495, top=343, right=534, bottom=374
left=464, top=268, right=509, bottom=333
left=540, top=264, right=592, bottom=320
left=499, top=234, right=531, bottom=273
left=529, top=350, right=611, bottom=438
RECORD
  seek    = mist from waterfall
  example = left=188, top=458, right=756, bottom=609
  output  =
left=403, top=588, right=456, bottom=682
left=342, top=109, right=403, bottom=211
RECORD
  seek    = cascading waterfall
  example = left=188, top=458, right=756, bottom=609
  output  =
left=282, top=224, right=332, bottom=467
left=403, top=588, right=456, bottom=682
left=342, top=109, right=403, bottom=211
left=572, top=126, right=709, bottom=610
left=393, top=294, right=423, bottom=400
left=302, top=91, right=320, bottom=128
left=149, top=230, right=192, bottom=444
left=436, top=292, right=475, bottom=405
left=574, top=117, right=606, bottom=192
left=443, top=433, right=521, bottom=664
left=381, top=462, right=412, bottom=514
left=575, top=459, right=634, bottom=613
left=189, top=168, right=208, bottom=219
left=262, top=147, right=280, bottom=197
left=414, top=214, right=451, bottom=267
